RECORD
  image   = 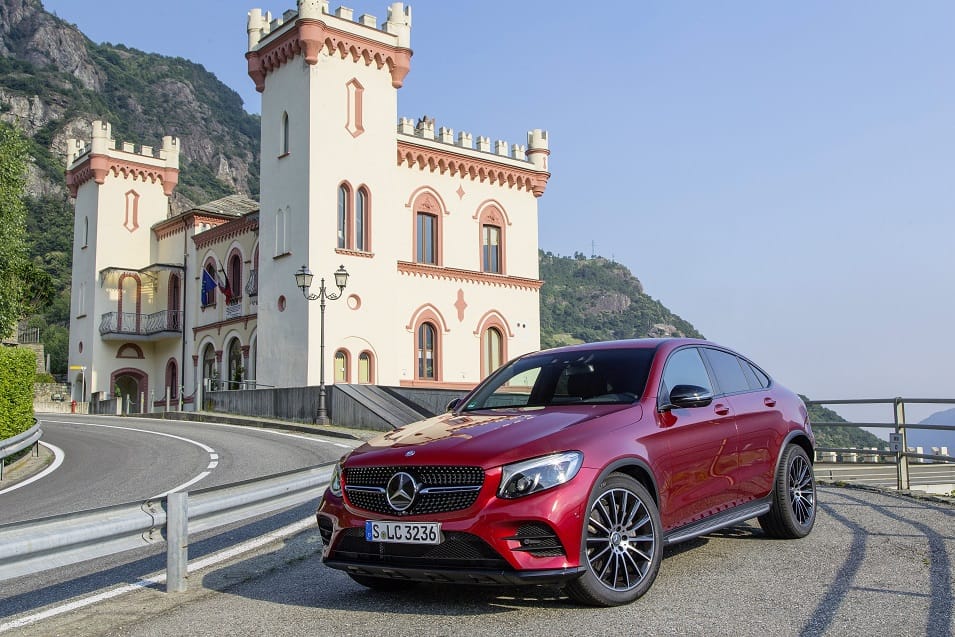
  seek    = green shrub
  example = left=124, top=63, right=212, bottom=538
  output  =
left=35, top=371, right=55, bottom=384
left=0, top=346, right=36, bottom=439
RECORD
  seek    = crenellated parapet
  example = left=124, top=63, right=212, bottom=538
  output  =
left=246, top=2, right=413, bottom=92
left=395, top=116, right=551, bottom=197
left=65, top=120, right=180, bottom=198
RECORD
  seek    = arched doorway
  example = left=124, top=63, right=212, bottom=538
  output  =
left=202, top=343, right=218, bottom=391
left=111, top=368, right=147, bottom=414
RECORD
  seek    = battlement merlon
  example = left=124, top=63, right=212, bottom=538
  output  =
left=65, top=120, right=181, bottom=197
left=247, top=3, right=412, bottom=91
left=397, top=118, right=550, bottom=166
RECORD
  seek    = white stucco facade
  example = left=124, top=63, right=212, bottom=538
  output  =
left=67, top=1, right=550, bottom=409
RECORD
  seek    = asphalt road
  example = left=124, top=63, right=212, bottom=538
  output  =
left=0, top=414, right=363, bottom=621
left=0, top=414, right=356, bottom=523
left=3, top=485, right=953, bottom=637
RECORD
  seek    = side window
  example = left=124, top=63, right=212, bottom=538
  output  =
left=704, top=348, right=751, bottom=395
left=748, top=362, right=771, bottom=389
left=659, top=348, right=712, bottom=403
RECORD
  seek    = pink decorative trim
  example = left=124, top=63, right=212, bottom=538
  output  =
left=474, top=310, right=515, bottom=338
left=472, top=199, right=512, bottom=225
left=410, top=189, right=445, bottom=266
left=66, top=154, right=179, bottom=197
left=191, top=314, right=258, bottom=337
left=397, top=261, right=543, bottom=291
left=117, top=343, right=145, bottom=359
left=117, top=273, right=143, bottom=333
left=406, top=303, right=450, bottom=333
left=193, top=216, right=259, bottom=249
left=123, top=190, right=140, bottom=232
left=335, top=248, right=374, bottom=259
left=154, top=213, right=233, bottom=241
left=403, top=185, right=450, bottom=215
left=454, top=289, right=468, bottom=322
left=246, top=19, right=412, bottom=92
left=397, top=141, right=550, bottom=198
left=356, top=185, right=372, bottom=252
left=345, top=78, right=365, bottom=137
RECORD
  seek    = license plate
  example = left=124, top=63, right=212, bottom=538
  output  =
left=365, top=520, right=442, bottom=544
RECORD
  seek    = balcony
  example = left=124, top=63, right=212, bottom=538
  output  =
left=99, top=310, right=184, bottom=341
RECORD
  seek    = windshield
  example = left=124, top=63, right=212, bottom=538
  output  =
left=461, top=347, right=656, bottom=411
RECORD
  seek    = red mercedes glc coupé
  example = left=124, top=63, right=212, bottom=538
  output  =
left=316, top=338, right=816, bottom=606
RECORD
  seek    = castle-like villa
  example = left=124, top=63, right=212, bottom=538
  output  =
left=66, top=1, right=550, bottom=408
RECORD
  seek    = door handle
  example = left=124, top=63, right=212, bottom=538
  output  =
left=714, top=403, right=730, bottom=416
left=764, top=397, right=777, bottom=407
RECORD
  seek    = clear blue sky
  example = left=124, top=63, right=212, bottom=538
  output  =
left=42, top=0, right=955, bottom=428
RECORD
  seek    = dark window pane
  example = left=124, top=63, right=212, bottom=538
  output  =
left=660, top=348, right=712, bottom=401
left=704, top=348, right=751, bottom=395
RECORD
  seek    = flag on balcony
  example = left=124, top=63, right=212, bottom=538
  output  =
left=201, top=269, right=217, bottom=306
left=217, top=264, right=232, bottom=303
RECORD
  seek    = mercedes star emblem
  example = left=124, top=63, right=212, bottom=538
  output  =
left=386, top=471, right=418, bottom=512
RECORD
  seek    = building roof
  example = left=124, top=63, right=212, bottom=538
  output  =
left=192, top=194, right=260, bottom=216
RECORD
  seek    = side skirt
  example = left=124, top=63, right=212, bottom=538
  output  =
left=663, top=496, right=773, bottom=546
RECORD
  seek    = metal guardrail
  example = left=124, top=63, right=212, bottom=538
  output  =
left=0, top=420, right=42, bottom=480
left=0, top=462, right=333, bottom=592
left=807, top=397, right=955, bottom=491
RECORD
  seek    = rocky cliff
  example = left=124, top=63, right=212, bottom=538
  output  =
left=0, top=0, right=260, bottom=210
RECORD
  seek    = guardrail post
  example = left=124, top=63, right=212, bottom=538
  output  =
left=166, top=492, right=189, bottom=593
left=894, top=397, right=910, bottom=491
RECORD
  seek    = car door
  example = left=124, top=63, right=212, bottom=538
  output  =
left=704, top=349, right=784, bottom=502
left=653, top=346, right=739, bottom=531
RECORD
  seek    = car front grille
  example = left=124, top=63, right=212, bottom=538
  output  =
left=344, top=465, right=485, bottom=516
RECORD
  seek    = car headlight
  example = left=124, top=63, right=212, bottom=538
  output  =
left=328, top=460, right=344, bottom=497
left=498, top=451, right=583, bottom=499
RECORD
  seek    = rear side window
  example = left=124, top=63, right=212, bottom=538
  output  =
left=659, top=347, right=712, bottom=402
left=748, top=362, right=771, bottom=389
left=703, top=348, right=750, bottom=395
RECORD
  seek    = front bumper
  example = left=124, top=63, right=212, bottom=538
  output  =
left=316, top=467, right=596, bottom=585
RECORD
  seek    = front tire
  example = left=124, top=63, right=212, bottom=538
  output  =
left=565, top=474, right=662, bottom=607
left=758, top=444, right=816, bottom=538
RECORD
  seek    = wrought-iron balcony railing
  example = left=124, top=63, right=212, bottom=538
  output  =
left=99, top=310, right=184, bottom=336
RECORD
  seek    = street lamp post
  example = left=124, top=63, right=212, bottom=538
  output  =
left=295, top=264, right=349, bottom=425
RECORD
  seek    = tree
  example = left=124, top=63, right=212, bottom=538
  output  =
left=0, top=124, right=30, bottom=337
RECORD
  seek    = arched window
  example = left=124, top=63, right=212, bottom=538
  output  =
left=202, top=343, right=218, bottom=391
left=202, top=261, right=217, bottom=307
left=168, top=273, right=181, bottom=330
left=337, top=184, right=350, bottom=249
left=275, top=208, right=288, bottom=256
left=281, top=111, right=290, bottom=155
left=356, top=187, right=368, bottom=251
left=478, top=204, right=507, bottom=274
left=165, top=359, right=179, bottom=400
left=228, top=338, right=243, bottom=389
left=482, top=327, right=504, bottom=378
left=83, top=217, right=89, bottom=247
left=417, top=322, right=437, bottom=380
left=228, top=252, right=242, bottom=302
left=334, top=349, right=350, bottom=383
left=482, top=225, right=501, bottom=273
left=358, top=351, right=374, bottom=384
left=416, top=212, right=437, bottom=264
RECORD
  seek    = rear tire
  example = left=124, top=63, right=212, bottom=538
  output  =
left=758, top=444, right=816, bottom=538
left=565, top=474, right=662, bottom=606
left=347, top=573, right=414, bottom=591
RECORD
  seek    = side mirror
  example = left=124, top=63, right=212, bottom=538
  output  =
left=446, top=398, right=461, bottom=412
left=664, top=384, right=713, bottom=410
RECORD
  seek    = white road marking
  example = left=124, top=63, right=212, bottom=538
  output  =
left=0, top=442, right=65, bottom=495
left=0, top=517, right=315, bottom=633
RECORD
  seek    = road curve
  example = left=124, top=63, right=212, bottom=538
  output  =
left=0, top=414, right=355, bottom=523
left=2, top=485, right=953, bottom=636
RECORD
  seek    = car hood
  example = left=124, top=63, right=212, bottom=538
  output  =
left=345, top=404, right=641, bottom=468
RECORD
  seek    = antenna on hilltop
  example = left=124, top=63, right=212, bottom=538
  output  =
left=591, top=240, right=596, bottom=259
